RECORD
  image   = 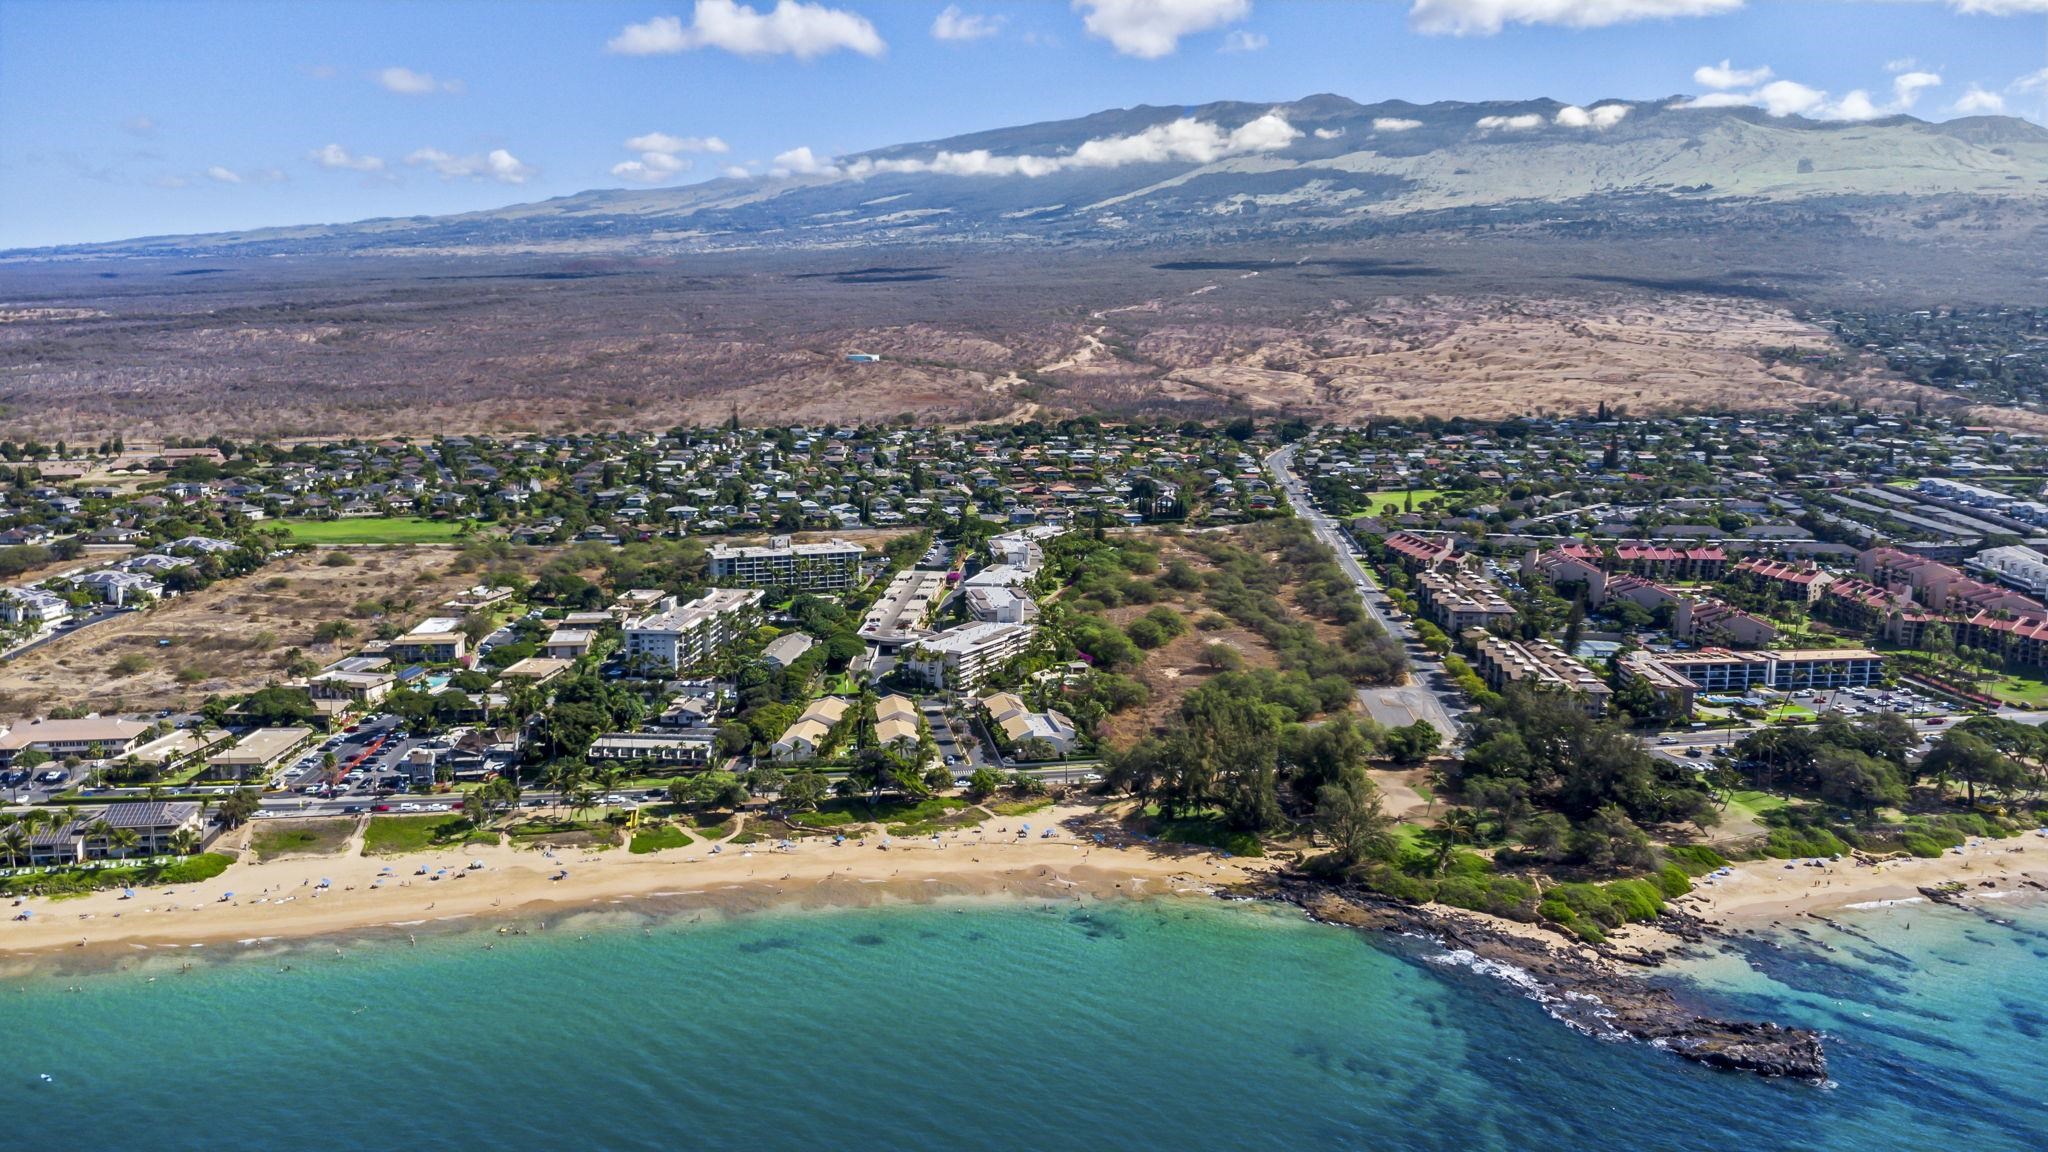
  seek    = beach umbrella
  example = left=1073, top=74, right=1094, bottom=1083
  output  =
left=318, top=878, right=331, bottom=888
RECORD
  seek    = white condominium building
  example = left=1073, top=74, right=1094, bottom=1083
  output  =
left=708, top=535, right=865, bottom=591
left=623, top=588, right=764, bottom=671
left=904, top=621, right=1035, bottom=692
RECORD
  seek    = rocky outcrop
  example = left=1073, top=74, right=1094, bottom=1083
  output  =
left=1248, top=875, right=1826, bottom=1083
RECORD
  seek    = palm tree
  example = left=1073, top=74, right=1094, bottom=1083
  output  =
left=168, top=827, right=200, bottom=857
left=109, top=827, right=141, bottom=860
left=86, top=817, right=116, bottom=859
left=2, top=825, right=28, bottom=867
left=1426, top=809, right=1484, bottom=875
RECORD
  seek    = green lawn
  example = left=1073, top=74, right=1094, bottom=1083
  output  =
left=361, top=814, right=495, bottom=855
left=1981, top=674, right=2048, bottom=708
left=985, top=796, right=1052, bottom=817
left=505, top=817, right=618, bottom=849
left=250, top=818, right=355, bottom=861
left=1146, top=808, right=1265, bottom=857
left=789, top=796, right=971, bottom=835
left=0, top=853, right=230, bottom=898
left=1721, top=789, right=1790, bottom=825
left=280, top=517, right=466, bottom=544
left=1364, top=489, right=1445, bottom=514
left=628, top=823, right=695, bottom=854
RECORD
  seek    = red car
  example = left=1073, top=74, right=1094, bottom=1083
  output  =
left=372, top=803, right=391, bottom=812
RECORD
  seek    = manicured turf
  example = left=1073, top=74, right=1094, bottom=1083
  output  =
left=1982, top=674, right=2048, bottom=708
left=1363, top=489, right=1445, bottom=513
left=628, top=824, right=695, bottom=854
left=250, top=818, right=355, bottom=860
left=280, top=517, right=465, bottom=544
left=361, top=814, right=493, bottom=855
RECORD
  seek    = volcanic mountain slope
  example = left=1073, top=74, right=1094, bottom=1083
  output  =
left=12, top=95, right=2048, bottom=260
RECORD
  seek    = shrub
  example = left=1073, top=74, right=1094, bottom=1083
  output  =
left=1758, top=824, right=1851, bottom=859
left=1662, top=844, right=1728, bottom=876
left=1654, top=864, right=1694, bottom=899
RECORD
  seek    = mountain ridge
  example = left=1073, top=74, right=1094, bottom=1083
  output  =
left=11, top=94, right=2048, bottom=260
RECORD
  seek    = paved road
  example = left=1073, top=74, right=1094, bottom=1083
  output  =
left=1266, top=444, right=1464, bottom=744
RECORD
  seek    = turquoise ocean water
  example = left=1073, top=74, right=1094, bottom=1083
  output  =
left=3, top=895, right=2045, bottom=1151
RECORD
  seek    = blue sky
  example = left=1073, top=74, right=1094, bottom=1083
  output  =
left=2, top=0, right=2045, bottom=247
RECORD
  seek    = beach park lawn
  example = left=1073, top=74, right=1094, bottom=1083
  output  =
left=1144, top=806, right=1265, bottom=857
left=788, top=796, right=973, bottom=836
left=628, top=823, right=695, bottom=854
left=361, top=814, right=497, bottom=855
left=251, top=818, right=355, bottom=861
left=280, top=517, right=465, bottom=545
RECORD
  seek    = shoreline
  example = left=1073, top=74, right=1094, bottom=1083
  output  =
left=0, top=803, right=1270, bottom=968
left=1608, top=829, right=2048, bottom=955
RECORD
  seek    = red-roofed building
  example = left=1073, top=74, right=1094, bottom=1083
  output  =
left=1382, top=531, right=1457, bottom=573
left=1731, top=557, right=1834, bottom=604
left=1673, top=598, right=1778, bottom=649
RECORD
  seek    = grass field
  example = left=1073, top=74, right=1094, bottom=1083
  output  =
left=1721, top=788, right=1791, bottom=825
left=628, top=824, right=695, bottom=854
left=280, top=517, right=466, bottom=544
left=361, top=814, right=495, bottom=855
left=1981, top=674, right=2048, bottom=708
left=251, top=818, right=355, bottom=860
left=1364, top=489, right=1445, bottom=514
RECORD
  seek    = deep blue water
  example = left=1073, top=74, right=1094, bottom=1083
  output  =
left=3, top=895, right=2045, bottom=1151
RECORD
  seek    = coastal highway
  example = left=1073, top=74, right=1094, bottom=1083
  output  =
left=1266, top=443, right=1465, bottom=743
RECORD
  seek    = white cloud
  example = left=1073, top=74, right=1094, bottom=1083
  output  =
left=153, top=174, right=191, bottom=189
left=121, top=115, right=157, bottom=138
left=1753, top=80, right=1828, bottom=118
left=1679, top=69, right=1942, bottom=121
left=1313, top=127, right=1345, bottom=139
left=612, top=133, right=725, bottom=183
left=309, top=143, right=385, bottom=172
left=203, top=165, right=286, bottom=185
left=772, top=145, right=840, bottom=176
left=1947, top=0, right=2048, bottom=13
left=377, top=66, right=463, bottom=95
left=1694, top=59, right=1771, bottom=90
left=932, top=5, right=1004, bottom=40
left=626, top=132, right=730, bottom=154
left=1476, top=113, right=1545, bottom=131
left=406, top=147, right=536, bottom=184
left=1372, top=117, right=1424, bottom=132
left=2013, top=67, right=2048, bottom=94
left=805, top=111, right=1301, bottom=182
left=1409, top=0, right=1742, bottom=36
left=1220, top=29, right=1268, bottom=51
left=608, top=1, right=885, bottom=59
left=721, top=164, right=752, bottom=179
left=1952, top=85, right=2006, bottom=114
left=1555, top=103, right=1631, bottom=128
left=1074, top=0, right=1251, bottom=59
left=1891, top=70, right=1941, bottom=110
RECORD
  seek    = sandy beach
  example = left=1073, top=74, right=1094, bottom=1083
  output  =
left=11, top=801, right=2045, bottom=966
left=0, top=803, right=1273, bottom=961
left=1597, top=829, right=2048, bottom=957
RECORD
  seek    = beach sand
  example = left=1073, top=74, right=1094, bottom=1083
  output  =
left=0, top=803, right=1272, bottom=961
left=1606, top=830, right=2048, bottom=954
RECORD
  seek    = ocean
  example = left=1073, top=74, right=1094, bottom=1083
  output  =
left=3, top=895, right=2045, bottom=1151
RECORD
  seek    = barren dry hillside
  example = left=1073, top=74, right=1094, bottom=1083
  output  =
left=0, top=547, right=482, bottom=715
left=0, top=237, right=2004, bottom=440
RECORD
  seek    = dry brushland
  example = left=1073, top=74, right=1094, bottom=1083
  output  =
left=0, top=234, right=2005, bottom=442
left=0, top=546, right=483, bottom=714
